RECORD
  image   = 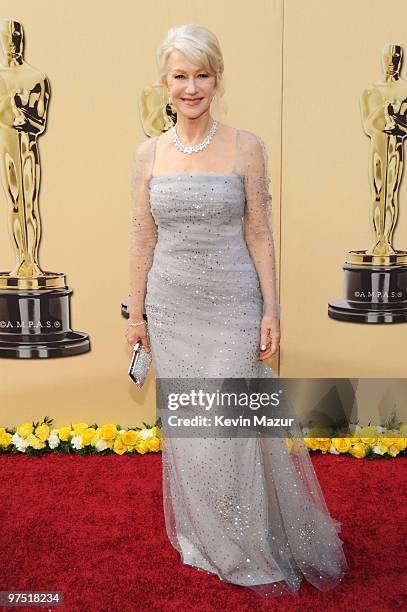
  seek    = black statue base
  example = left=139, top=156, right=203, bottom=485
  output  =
left=121, top=299, right=130, bottom=319
left=121, top=298, right=148, bottom=323
left=0, top=287, right=90, bottom=358
left=328, top=263, right=407, bottom=323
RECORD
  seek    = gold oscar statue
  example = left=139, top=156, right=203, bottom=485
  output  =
left=0, top=18, right=90, bottom=356
left=329, top=43, right=407, bottom=323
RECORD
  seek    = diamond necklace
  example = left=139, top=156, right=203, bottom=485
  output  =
left=173, top=119, right=218, bottom=154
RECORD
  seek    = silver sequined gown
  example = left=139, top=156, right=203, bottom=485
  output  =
left=129, top=127, right=347, bottom=597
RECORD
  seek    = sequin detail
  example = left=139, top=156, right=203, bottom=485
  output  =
left=128, top=128, right=347, bottom=598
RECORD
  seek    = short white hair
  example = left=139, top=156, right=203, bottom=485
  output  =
left=156, top=24, right=225, bottom=100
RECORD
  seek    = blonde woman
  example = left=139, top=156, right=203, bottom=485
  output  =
left=125, top=24, right=347, bottom=598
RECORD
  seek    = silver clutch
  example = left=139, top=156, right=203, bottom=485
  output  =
left=128, top=340, right=152, bottom=387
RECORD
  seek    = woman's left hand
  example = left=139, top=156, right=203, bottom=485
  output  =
left=259, top=315, right=281, bottom=360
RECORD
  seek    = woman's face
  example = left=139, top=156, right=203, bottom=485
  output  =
left=164, top=49, right=217, bottom=119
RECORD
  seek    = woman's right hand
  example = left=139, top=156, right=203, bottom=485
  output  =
left=125, top=321, right=151, bottom=352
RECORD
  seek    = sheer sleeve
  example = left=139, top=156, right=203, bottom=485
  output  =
left=239, top=130, right=280, bottom=318
left=128, top=137, right=158, bottom=318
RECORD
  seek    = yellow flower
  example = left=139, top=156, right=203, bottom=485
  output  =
left=349, top=442, right=366, bottom=458
left=139, top=83, right=174, bottom=137
left=388, top=444, right=400, bottom=457
left=378, top=437, right=395, bottom=448
left=17, top=423, right=34, bottom=438
left=27, top=434, right=46, bottom=450
left=113, top=438, right=127, bottom=455
left=399, top=423, right=407, bottom=435
left=146, top=437, right=161, bottom=452
left=318, top=439, right=331, bottom=453
left=135, top=440, right=149, bottom=454
left=100, top=424, right=117, bottom=441
left=72, top=422, right=88, bottom=434
left=0, top=427, right=5, bottom=437
left=58, top=427, right=72, bottom=441
left=0, top=432, right=12, bottom=447
left=35, top=423, right=50, bottom=442
left=90, top=432, right=100, bottom=446
left=388, top=438, right=407, bottom=451
left=82, top=428, right=97, bottom=446
left=151, top=426, right=161, bottom=438
left=304, top=438, right=320, bottom=451
left=376, top=440, right=390, bottom=455
left=360, top=437, right=377, bottom=445
left=348, top=437, right=360, bottom=445
left=332, top=438, right=352, bottom=453
left=122, top=430, right=138, bottom=446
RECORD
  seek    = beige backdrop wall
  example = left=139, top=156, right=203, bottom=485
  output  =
left=1, top=1, right=406, bottom=429
left=0, top=0, right=283, bottom=427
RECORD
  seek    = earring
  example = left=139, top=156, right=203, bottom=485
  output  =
left=168, top=96, right=176, bottom=112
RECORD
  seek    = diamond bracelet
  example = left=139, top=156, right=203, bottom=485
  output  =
left=128, top=321, right=147, bottom=327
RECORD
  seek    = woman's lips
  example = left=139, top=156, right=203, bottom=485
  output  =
left=181, top=98, right=202, bottom=106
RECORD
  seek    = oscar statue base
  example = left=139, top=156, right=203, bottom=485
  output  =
left=0, top=285, right=90, bottom=358
left=328, top=263, right=407, bottom=323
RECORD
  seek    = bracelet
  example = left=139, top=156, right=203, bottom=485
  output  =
left=128, top=320, right=147, bottom=327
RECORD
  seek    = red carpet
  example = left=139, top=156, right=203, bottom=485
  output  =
left=0, top=452, right=406, bottom=612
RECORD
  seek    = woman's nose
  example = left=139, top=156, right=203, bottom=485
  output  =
left=185, top=78, right=198, bottom=92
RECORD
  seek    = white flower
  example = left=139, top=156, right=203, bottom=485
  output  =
left=95, top=439, right=109, bottom=452
left=71, top=435, right=83, bottom=450
left=138, top=428, right=153, bottom=440
left=372, top=443, right=385, bottom=455
left=12, top=433, right=29, bottom=452
left=376, top=426, right=386, bottom=433
left=329, top=444, right=340, bottom=454
left=302, top=427, right=310, bottom=434
left=354, top=424, right=362, bottom=431
left=48, top=433, right=60, bottom=449
left=119, top=429, right=126, bottom=435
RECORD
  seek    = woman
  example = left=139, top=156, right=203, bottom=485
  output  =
left=125, top=24, right=347, bottom=598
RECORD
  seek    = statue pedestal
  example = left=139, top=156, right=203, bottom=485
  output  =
left=328, top=262, right=407, bottom=323
left=0, top=280, right=90, bottom=358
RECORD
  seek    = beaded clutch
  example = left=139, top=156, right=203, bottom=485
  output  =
left=128, top=340, right=152, bottom=387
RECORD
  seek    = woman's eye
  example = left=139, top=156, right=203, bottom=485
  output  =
left=174, top=74, right=208, bottom=79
